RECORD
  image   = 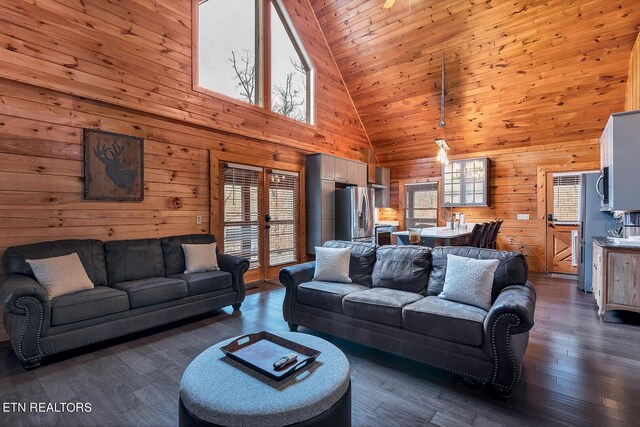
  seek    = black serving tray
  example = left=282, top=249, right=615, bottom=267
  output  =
left=220, top=331, right=320, bottom=381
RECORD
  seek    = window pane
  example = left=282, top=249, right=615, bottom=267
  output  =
left=198, top=0, right=258, bottom=104
left=271, top=2, right=309, bottom=122
left=553, top=174, right=581, bottom=222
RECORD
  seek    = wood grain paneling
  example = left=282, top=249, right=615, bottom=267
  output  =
left=311, top=0, right=640, bottom=161
left=0, top=0, right=370, bottom=156
left=626, top=32, right=640, bottom=110
left=313, top=1, right=640, bottom=271
left=377, top=142, right=600, bottom=272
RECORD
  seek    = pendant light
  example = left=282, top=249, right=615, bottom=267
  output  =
left=435, top=53, right=450, bottom=165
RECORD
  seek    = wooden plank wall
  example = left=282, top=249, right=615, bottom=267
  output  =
left=0, top=0, right=369, bottom=340
left=626, top=32, right=640, bottom=111
left=313, top=1, right=640, bottom=272
left=0, top=0, right=369, bottom=155
left=378, top=140, right=601, bottom=272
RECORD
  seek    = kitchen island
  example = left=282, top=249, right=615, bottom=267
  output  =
left=393, top=224, right=476, bottom=247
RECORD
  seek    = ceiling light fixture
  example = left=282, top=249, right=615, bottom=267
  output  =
left=436, top=53, right=450, bottom=165
left=383, top=0, right=396, bottom=9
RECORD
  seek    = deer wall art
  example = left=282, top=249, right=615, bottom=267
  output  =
left=84, top=129, right=144, bottom=201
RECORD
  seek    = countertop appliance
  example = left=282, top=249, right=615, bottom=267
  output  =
left=623, top=212, right=640, bottom=238
left=578, top=172, right=617, bottom=292
left=335, top=187, right=374, bottom=243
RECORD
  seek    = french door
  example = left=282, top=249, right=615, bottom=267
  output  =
left=220, top=163, right=300, bottom=282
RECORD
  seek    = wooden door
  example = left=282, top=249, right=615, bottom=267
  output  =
left=546, top=173, right=579, bottom=274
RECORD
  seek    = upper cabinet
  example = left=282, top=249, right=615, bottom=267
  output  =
left=599, top=111, right=640, bottom=211
left=442, top=157, right=489, bottom=207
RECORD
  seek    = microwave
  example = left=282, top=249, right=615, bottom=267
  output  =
left=596, top=167, right=610, bottom=211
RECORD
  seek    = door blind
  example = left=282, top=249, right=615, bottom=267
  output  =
left=268, top=171, right=298, bottom=266
left=552, top=174, right=581, bottom=223
left=223, top=165, right=260, bottom=269
left=405, top=182, right=439, bottom=228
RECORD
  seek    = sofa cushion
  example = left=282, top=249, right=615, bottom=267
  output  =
left=50, top=286, right=129, bottom=326
left=323, top=241, right=377, bottom=286
left=439, top=254, right=499, bottom=310
left=402, top=296, right=488, bottom=346
left=161, top=234, right=216, bottom=276
left=371, top=246, right=431, bottom=293
left=313, top=246, right=352, bottom=283
left=27, top=253, right=95, bottom=300
left=113, top=277, right=187, bottom=308
left=342, top=288, right=423, bottom=327
left=105, top=239, right=165, bottom=285
left=297, top=281, right=369, bottom=313
left=168, top=271, right=232, bottom=296
left=3, top=239, right=108, bottom=286
left=427, top=247, right=528, bottom=302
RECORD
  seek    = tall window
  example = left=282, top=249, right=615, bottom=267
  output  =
left=195, top=0, right=314, bottom=124
left=405, top=183, right=439, bottom=228
left=552, top=174, right=581, bottom=223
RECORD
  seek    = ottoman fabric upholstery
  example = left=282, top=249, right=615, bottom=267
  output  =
left=179, top=332, right=351, bottom=427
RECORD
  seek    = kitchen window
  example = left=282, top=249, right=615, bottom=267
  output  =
left=405, top=183, right=439, bottom=228
left=552, top=173, right=581, bottom=223
left=194, top=0, right=315, bottom=124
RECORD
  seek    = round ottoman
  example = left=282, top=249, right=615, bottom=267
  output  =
left=179, top=331, right=351, bottom=427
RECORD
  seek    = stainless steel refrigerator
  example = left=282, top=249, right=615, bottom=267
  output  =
left=335, top=187, right=374, bottom=243
left=578, top=172, right=616, bottom=292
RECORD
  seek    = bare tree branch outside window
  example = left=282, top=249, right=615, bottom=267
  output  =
left=230, top=50, right=306, bottom=121
left=229, top=49, right=256, bottom=103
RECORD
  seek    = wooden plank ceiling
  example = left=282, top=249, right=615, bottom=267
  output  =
left=311, top=0, right=640, bottom=164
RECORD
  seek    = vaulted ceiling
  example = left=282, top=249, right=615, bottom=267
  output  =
left=311, top=0, right=640, bottom=165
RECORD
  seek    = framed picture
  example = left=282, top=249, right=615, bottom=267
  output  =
left=84, top=129, right=144, bottom=201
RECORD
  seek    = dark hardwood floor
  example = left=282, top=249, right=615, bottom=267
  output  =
left=1, top=273, right=640, bottom=426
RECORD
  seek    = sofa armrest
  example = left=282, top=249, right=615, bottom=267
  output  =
left=483, top=281, right=536, bottom=395
left=279, top=261, right=316, bottom=323
left=217, top=254, right=250, bottom=304
left=1, top=275, right=49, bottom=365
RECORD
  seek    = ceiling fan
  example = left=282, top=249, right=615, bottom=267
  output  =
left=383, top=0, right=396, bottom=9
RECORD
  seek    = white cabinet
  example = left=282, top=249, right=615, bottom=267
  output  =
left=334, top=158, right=347, bottom=183
left=442, top=157, right=489, bottom=207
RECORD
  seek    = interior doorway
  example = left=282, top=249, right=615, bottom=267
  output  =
left=219, top=162, right=301, bottom=283
left=545, top=172, right=581, bottom=275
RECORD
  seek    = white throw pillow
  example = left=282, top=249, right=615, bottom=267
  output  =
left=438, top=254, right=499, bottom=310
left=182, top=243, right=220, bottom=274
left=313, top=246, right=352, bottom=283
left=26, top=253, right=94, bottom=300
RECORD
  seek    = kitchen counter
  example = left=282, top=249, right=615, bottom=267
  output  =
left=393, top=224, right=476, bottom=238
left=593, top=236, right=640, bottom=249
left=393, top=224, right=476, bottom=246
